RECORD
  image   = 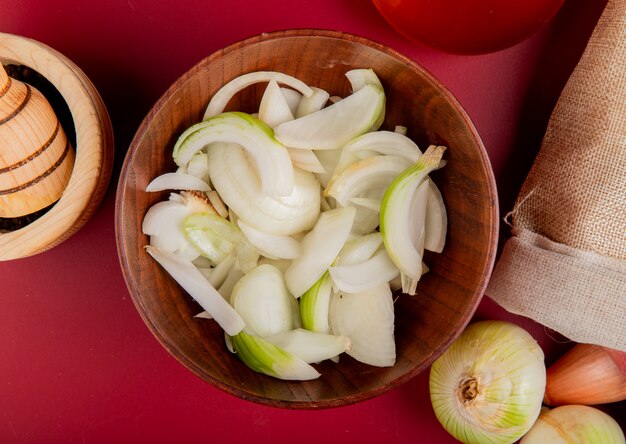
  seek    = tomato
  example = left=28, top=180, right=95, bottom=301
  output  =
left=372, top=0, right=564, bottom=54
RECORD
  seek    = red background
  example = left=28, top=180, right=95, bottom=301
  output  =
left=1, top=1, right=623, bottom=442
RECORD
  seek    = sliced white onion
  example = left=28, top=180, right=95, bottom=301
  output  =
left=398, top=178, right=430, bottom=295
left=424, top=180, right=447, bottom=253
left=233, top=233, right=260, bottom=274
left=351, top=204, right=381, bottom=236
left=207, top=142, right=320, bottom=236
left=230, top=264, right=293, bottom=337
left=182, top=213, right=241, bottom=265
left=345, top=68, right=383, bottom=92
left=173, top=112, right=294, bottom=197
left=394, top=125, right=408, bottom=136
left=143, top=200, right=200, bottom=259
left=299, top=272, right=333, bottom=334
left=313, top=148, right=343, bottom=188
left=380, top=146, right=446, bottom=293
left=258, top=80, right=294, bottom=128
left=320, top=194, right=334, bottom=212
left=325, top=155, right=411, bottom=206
left=149, top=233, right=180, bottom=255
left=344, top=130, right=422, bottom=163
left=410, top=180, right=430, bottom=252
left=274, top=84, right=385, bottom=150
left=186, top=152, right=210, bottom=183
left=207, top=190, right=228, bottom=218
left=145, top=246, right=244, bottom=336
left=203, top=71, right=313, bottom=119
left=206, top=253, right=236, bottom=288
left=257, top=256, right=292, bottom=274
left=280, top=87, right=302, bottom=116
left=329, top=283, right=395, bottom=367
left=142, top=200, right=188, bottom=236
left=284, top=206, right=356, bottom=298
left=230, top=330, right=320, bottom=380
left=335, top=232, right=383, bottom=266
left=217, top=265, right=244, bottom=302
left=146, top=172, right=210, bottom=192
left=192, top=255, right=214, bottom=269
left=295, top=86, right=330, bottom=118
left=264, top=328, right=351, bottom=364
left=237, top=219, right=302, bottom=260
left=350, top=196, right=381, bottom=212
left=287, top=148, right=326, bottom=174
left=345, top=69, right=385, bottom=131
left=330, top=250, right=399, bottom=293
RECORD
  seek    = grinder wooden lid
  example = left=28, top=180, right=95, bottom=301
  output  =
left=0, top=33, right=114, bottom=260
left=0, top=63, right=75, bottom=218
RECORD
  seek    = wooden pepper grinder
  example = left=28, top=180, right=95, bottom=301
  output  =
left=0, top=63, right=75, bottom=218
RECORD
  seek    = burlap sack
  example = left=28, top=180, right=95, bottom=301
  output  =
left=487, top=0, right=626, bottom=352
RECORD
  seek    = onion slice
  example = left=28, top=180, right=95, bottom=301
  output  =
left=335, top=232, right=383, bottom=266
left=345, top=68, right=385, bottom=131
left=329, top=283, right=395, bottom=367
left=299, top=272, right=333, bottom=334
left=287, top=148, right=326, bottom=174
left=142, top=200, right=188, bottom=237
left=146, top=172, right=210, bottom=192
left=295, top=86, right=330, bottom=118
left=173, top=112, right=294, bottom=197
left=424, top=180, right=447, bottom=253
left=380, top=145, right=446, bottom=293
left=325, top=155, right=411, bottom=206
left=230, top=330, right=320, bottom=380
left=344, top=130, right=422, bottom=163
left=182, top=212, right=241, bottom=265
left=280, top=87, right=302, bottom=116
left=237, top=219, right=302, bottom=260
left=274, top=84, right=385, bottom=150
left=230, top=264, right=293, bottom=337
left=349, top=197, right=381, bottom=212
left=258, top=80, right=294, bottom=128
left=284, top=206, right=356, bottom=298
left=264, top=328, right=351, bottom=364
left=186, top=152, right=210, bottom=183
left=207, top=142, right=320, bottom=235
left=203, top=71, right=313, bottom=119
left=145, top=246, right=244, bottom=336
left=329, top=250, right=399, bottom=293
left=206, top=254, right=236, bottom=288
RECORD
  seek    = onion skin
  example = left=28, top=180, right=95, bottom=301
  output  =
left=520, top=405, right=625, bottom=444
left=544, top=343, right=626, bottom=406
left=429, top=320, right=546, bottom=444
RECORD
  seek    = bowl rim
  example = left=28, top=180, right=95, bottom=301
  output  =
left=115, top=28, right=499, bottom=409
left=0, top=32, right=114, bottom=260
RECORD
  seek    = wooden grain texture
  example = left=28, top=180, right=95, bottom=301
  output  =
left=0, top=63, right=75, bottom=217
left=116, top=29, right=499, bottom=409
left=0, top=33, right=114, bottom=260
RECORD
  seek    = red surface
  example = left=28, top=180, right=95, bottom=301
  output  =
left=1, top=1, right=623, bottom=442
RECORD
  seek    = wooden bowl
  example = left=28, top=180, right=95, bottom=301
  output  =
left=0, top=33, right=114, bottom=260
left=116, top=29, right=498, bottom=408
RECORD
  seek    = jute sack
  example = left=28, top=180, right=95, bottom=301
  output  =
left=487, top=0, right=626, bottom=352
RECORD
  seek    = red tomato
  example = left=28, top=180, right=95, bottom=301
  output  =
left=372, top=0, right=564, bottom=54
